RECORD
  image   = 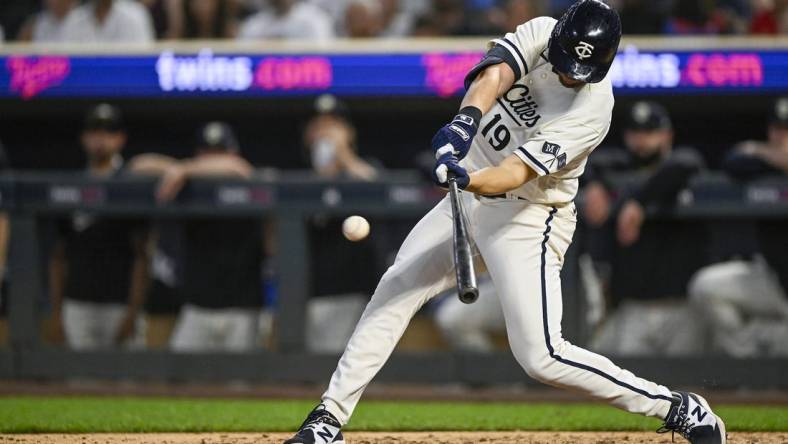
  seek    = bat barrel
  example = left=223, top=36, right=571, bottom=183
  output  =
left=448, top=174, right=479, bottom=305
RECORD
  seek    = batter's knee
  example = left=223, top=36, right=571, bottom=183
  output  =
left=512, top=348, right=556, bottom=384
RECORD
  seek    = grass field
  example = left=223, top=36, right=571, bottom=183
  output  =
left=0, top=397, right=786, bottom=434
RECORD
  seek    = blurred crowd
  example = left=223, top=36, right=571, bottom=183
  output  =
left=0, top=95, right=786, bottom=359
left=0, top=0, right=787, bottom=44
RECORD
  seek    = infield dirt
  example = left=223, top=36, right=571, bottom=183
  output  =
left=1, top=432, right=786, bottom=443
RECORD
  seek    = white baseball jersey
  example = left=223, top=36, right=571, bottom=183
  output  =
left=461, top=16, right=614, bottom=204
left=317, top=15, right=678, bottom=434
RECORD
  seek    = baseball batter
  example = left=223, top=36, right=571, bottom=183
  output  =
left=285, top=2, right=725, bottom=443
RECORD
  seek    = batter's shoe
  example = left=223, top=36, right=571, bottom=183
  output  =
left=283, top=404, right=345, bottom=444
left=658, top=391, right=727, bottom=443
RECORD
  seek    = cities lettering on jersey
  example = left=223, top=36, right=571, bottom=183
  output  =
left=503, top=84, right=542, bottom=128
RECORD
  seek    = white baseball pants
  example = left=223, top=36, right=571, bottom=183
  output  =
left=170, top=304, right=259, bottom=352
left=62, top=299, right=145, bottom=350
left=688, top=258, right=788, bottom=357
left=435, top=276, right=504, bottom=352
left=322, top=194, right=674, bottom=424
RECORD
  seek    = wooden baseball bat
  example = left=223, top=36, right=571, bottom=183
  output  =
left=447, top=173, right=479, bottom=304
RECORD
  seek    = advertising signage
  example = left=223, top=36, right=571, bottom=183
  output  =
left=1, top=45, right=785, bottom=100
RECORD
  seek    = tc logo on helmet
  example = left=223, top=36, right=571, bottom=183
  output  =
left=575, top=41, right=595, bottom=60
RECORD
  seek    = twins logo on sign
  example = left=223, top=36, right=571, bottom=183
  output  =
left=575, top=41, right=594, bottom=60
left=542, top=142, right=567, bottom=169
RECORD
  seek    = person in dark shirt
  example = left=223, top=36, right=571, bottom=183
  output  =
left=303, top=95, right=384, bottom=352
left=49, top=104, right=150, bottom=350
left=688, top=97, right=788, bottom=357
left=582, top=101, right=707, bottom=356
left=130, top=121, right=266, bottom=352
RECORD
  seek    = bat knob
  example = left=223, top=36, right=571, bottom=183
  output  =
left=459, top=287, right=479, bottom=304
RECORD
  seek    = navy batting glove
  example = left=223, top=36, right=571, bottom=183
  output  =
left=431, top=106, right=482, bottom=161
left=432, top=154, right=470, bottom=190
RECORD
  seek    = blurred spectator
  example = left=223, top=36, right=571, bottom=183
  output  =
left=162, top=0, right=240, bottom=39
left=60, top=0, right=155, bottom=43
left=613, top=0, right=671, bottom=34
left=130, top=122, right=267, bottom=352
left=410, top=0, right=504, bottom=36
left=310, top=0, right=421, bottom=35
left=688, top=97, right=788, bottom=357
left=238, top=0, right=334, bottom=40
left=304, top=94, right=378, bottom=180
left=750, top=0, right=788, bottom=33
left=49, top=104, right=150, bottom=350
left=17, top=0, right=78, bottom=42
left=583, top=101, right=707, bottom=356
left=549, top=0, right=578, bottom=14
left=344, top=0, right=384, bottom=38
left=412, top=0, right=467, bottom=36
left=310, top=0, right=350, bottom=24
left=664, top=0, right=747, bottom=34
left=0, top=1, right=40, bottom=42
left=139, top=0, right=183, bottom=39
left=0, top=24, right=4, bottom=42
left=380, top=0, right=416, bottom=37
left=488, top=0, right=543, bottom=35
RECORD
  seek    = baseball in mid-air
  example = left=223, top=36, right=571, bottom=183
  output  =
left=342, top=215, right=370, bottom=241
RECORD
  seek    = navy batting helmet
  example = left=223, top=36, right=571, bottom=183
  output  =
left=548, top=0, right=622, bottom=84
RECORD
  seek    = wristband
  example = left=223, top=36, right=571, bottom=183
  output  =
left=455, top=106, right=483, bottom=130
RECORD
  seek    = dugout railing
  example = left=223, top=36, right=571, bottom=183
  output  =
left=0, top=172, right=785, bottom=389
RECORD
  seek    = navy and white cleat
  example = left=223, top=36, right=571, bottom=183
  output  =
left=658, top=391, right=727, bottom=443
left=283, top=404, right=345, bottom=444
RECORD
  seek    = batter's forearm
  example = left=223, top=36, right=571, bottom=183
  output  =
left=461, top=64, right=515, bottom=115
left=466, top=156, right=537, bottom=195
left=467, top=167, right=520, bottom=195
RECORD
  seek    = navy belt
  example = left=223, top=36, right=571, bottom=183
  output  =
left=482, top=193, right=527, bottom=201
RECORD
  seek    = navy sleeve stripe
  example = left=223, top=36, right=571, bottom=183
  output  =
left=493, top=38, right=524, bottom=77
left=518, top=147, right=550, bottom=175
left=464, top=44, right=522, bottom=89
left=464, top=55, right=507, bottom=90
left=502, top=37, right=529, bottom=74
left=488, top=44, right=521, bottom=79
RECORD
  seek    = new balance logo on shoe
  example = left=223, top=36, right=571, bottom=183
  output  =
left=692, top=405, right=708, bottom=422
left=316, top=426, right=334, bottom=441
left=284, top=404, right=345, bottom=444
left=658, top=391, right=726, bottom=443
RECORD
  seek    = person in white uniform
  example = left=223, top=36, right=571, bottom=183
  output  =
left=283, top=2, right=726, bottom=444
